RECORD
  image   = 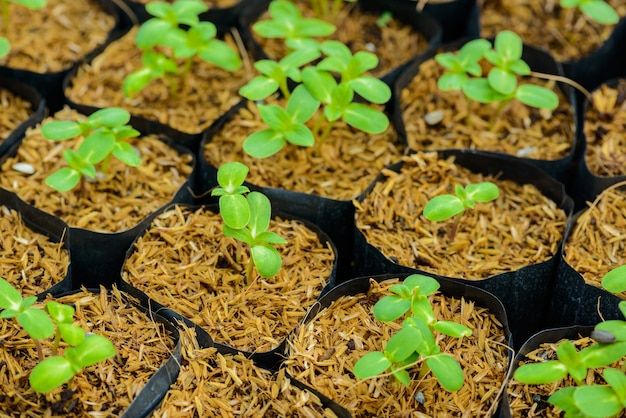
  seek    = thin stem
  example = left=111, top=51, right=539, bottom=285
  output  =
left=245, top=255, right=254, bottom=286
left=52, top=329, right=60, bottom=356
left=488, top=99, right=510, bottom=131
left=529, top=70, right=593, bottom=104
left=330, top=0, right=342, bottom=21
left=34, top=339, right=44, bottom=362
left=448, top=212, right=463, bottom=242
left=310, top=0, right=321, bottom=18
left=100, top=153, right=112, bottom=175
left=315, top=119, right=335, bottom=155
left=319, top=0, right=329, bottom=19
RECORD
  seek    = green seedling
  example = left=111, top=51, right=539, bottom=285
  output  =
left=252, top=0, right=336, bottom=42
left=211, top=162, right=287, bottom=283
left=0, top=0, right=46, bottom=58
left=123, top=0, right=241, bottom=97
left=436, top=31, right=559, bottom=129
left=40, top=107, right=141, bottom=192
left=0, top=278, right=116, bottom=393
left=354, top=274, right=472, bottom=391
left=308, top=0, right=357, bottom=22
left=376, top=10, right=393, bottom=28
left=514, top=265, right=626, bottom=417
left=423, top=182, right=500, bottom=241
left=561, top=0, right=619, bottom=25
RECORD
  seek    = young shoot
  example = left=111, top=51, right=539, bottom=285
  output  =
left=436, top=31, right=559, bottom=129
left=514, top=265, right=626, bottom=418
left=354, top=274, right=472, bottom=391
left=40, top=107, right=141, bottom=192
left=123, top=0, right=242, bottom=97
left=0, top=278, right=116, bottom=393
left=211, top=162, right=287, bottom=284
left=308, top=0, right=357, bottom=22
left=423, top=181, right=500, bottom=241
left=0, top=0, right=46, bottom=57
left=561, top=0, right=619, bottom=25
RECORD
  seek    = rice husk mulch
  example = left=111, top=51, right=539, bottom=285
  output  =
left=284, top=277, right=510, bottom=417
left=0, top=205, right=69, bottom=296
left=506, top=335, right=623, bottom=417
left=122, top=205, right=336, bottom=353
left=582, top=79, right=626, bottom=177
left=250, top=0, right=430, bottom=79
left=400, top=58, right=574, bottom=160
left=203, top=98, right=404, bottom=200
left=479, top=0, right=626, bottom=62
left=563, top=183, right=626, bottom=295
left=355, top=152, right=567, bottom=279
left=65, top=26, right=250, bottom=135
left=130, top=0, right=240, bottom=6
left=0, top=286, right=176, bottom=416
left=0, top=0, right=115, bottom=73
left=152, top=325, right=339, bottom=418
left=0, top=88, right=35, bottom=146
left=0, top=107, right=194, bottom=233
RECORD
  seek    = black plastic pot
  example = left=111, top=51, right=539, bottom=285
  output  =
left=392, top=38, right=578, bottom=183
left=284, top=273, right=512, bottom=417
left=119, top=201, right=339, bottom=369
left=352, top=149, right=575, bottom=349
left=499, top=325, right=595, bottom=418
left=239, top=0, right=442, bottom=87
left=0, top=0, right=128, bottom=113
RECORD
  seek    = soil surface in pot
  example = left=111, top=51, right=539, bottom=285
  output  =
left=0, top=286, right=176, bottom=416
left=506, top=335, right=622, bottom=417
left=152, top=326, right=338, bottom=417
left=131, top=0, right=239, bottom=5
left=122, top=205, right=336, bottom=353
left=582, top=79, right=626, bottom=177
left=204, top=98, right=404, bottom=200
left=0, top=0, right=115, bottom=73
left=479, top=0, right=626, bottom=62
left=355, top=152, right=567, bottom=279
left=65, top=26, right=250, bottom=135
left=250, top=0, right=429, bottom=79
left=284, top=277, right=510, bottom=417
left=400, top=57, right=574, bottom=160
left=0, top=205, right=69, bottom=296
left=0, top=88, right=36, bottom=146
left=563, top=184, right=626, bottom=294
left=0, top=107, right=194, bottom=233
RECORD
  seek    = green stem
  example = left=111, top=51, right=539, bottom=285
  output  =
left=330, top=0, right=342, bottom=20
left=100, top=154, right=112, bottom=175
left=52, top=329, right=60, bottom=356
left=489, top=99, right=510, bottom=131
left=279, top=79, right=290, bottom=100
left=310, top=0, right=321, bottom=18
left=315, top=119, right=335, bottom=155
left=319, top=0, right=329, bottom=19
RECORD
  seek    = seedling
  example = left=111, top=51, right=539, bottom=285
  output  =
left=561, top=0, right=619, bottom=25
left=0, top=0, right=46, bottom=58
left=123, top=0, right=242, bottom=97
left=308, top=0, right=357, bottom=22
left=252, top=0, right=336, bottom=42
left=436, top=31, right=559, bottom=129
left=0, top=278, right=116, bottom=393
left=40, top=107, right=141, bottom=192
left=211, top=162, right=287, bottom=283
left=514, top=265, right=626, bottom=417
left=354, top=274, right=472, bottom=391
left=423, top=181, right=500, bottom=241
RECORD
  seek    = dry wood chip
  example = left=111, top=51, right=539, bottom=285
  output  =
left=252, top=0, right=429, bottom=79
left=122, top=205, right=335, bottom=352
left=0, top=205, right=69, bottom=295
left=0, top=286, right=176, bottom=416
left=355, top=152, right=567, bottom=279
left=284, top=278, right=510, bottom=417
left=152, top=326, right=338, bottom=417
left=583, top=79, right=626, bottom=177
left=564, top=185, right=626, bottom=294
left=507, top=335, right=624, bottom=417
left=65, top=26, right=251, bottom=134
left=479, top=0, right=626, bottom=62
left=400, top=58, right=574, bottom=160
left=204, top=98, right=404, bottom=200
left=131, top=0, right=239, bottom=6
left=0, top=89, right=33, bottom=144
left=0, top=0, right=114, bottom=72
left=0, top=107, right=194, bottom=232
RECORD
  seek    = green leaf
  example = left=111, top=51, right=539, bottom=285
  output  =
left=595, top=320, right=626, bottom=342
left=515, top=84, right=559, bottom=110
left=342, top=103, right=389, bottom=134
left=350, top=76, right=391, bottom=104
left=488, top=67, right=517, bottom=95
left=465, top=182, right=500, bottom=203
left=45, top=301, right=74, bottom=324
left=0, top=278, right=24, bottom=311
left=513, top=360, right=568, bottom=384
left=548, top=387, right=581, bottom=416
left=16, top=0, right=46, bottom=9
left=171, top=0, right=208, bottom=25
left=494, top=30, right=523, bottom=62
left=373, top=295, right=410, bottom=322
left=254, top=231, right=287, bottom=245
left=391, top=366, right=411, bottom=387
left=294, top=18, right=336, bottom=38
left=580, top=0, right=619, bottom=25
left=41, top=121, right=82, bottom=141
left=557, top=340, right=586, bottom=383
left=404, top=316, right=436, bottom=355
left=0, top=37, right=9, bottom=60
left=602, top=265, right=626, bottom=294
left=423, top=194, right=465, bottom=222
left=243, top=129, right=286, bottom=158
left=580, top=341, right=626, bottom=369
left=403, top=274, right=440, bottom=296
left=219, top=194, right=250, bottom=230
left=463, top=78, right=508, bottom=103
left=574, top=385, right=622, bottom=418
left=29, top=356, right=75, bottom=393
left=78, top=130, right=116, bottom=165
left=123, top=67, right=156, bottom=97
left=45, top=167, right=82, bottom=192
left=223, top=224, right=253, bottom=244
left=434, top=321, right=472, bottom=338
left=426, top=353, right=465, bottom=391
left=384, top=327, right=422, bottom=363
left=258, top=104, right=292, bottom=132
left=71, top=334, right=116, bottom=368
left=239, top=76, right=280, bottom=101
left=302, top=67, right=337, bottom=104
left=284, top=123, right=315, bottom=147
left=17, top=308, right=55, bottom=340
left=247, top=192, right=272, bottom=239
left=198, top=38, right=242, bottom=72
left=87, top=107, right=130, bottom=128
left=135, top=18, right=171, bottom=49
left=216, top=161, right=248, bottom=191
left=354, top=351, right=392, bottom=379
left=602, top=368, right=626, bottom=403
left=112, top=141, right=141, bottom=167
left=251, top=244, right=282, bottom=278
left=458, top=38, right=491, bottom=67
left=410, top=295, right=436, bottom=326
left=57, top=323, right=85, bottom=347
left=438, top=72, right=467, bottom=91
